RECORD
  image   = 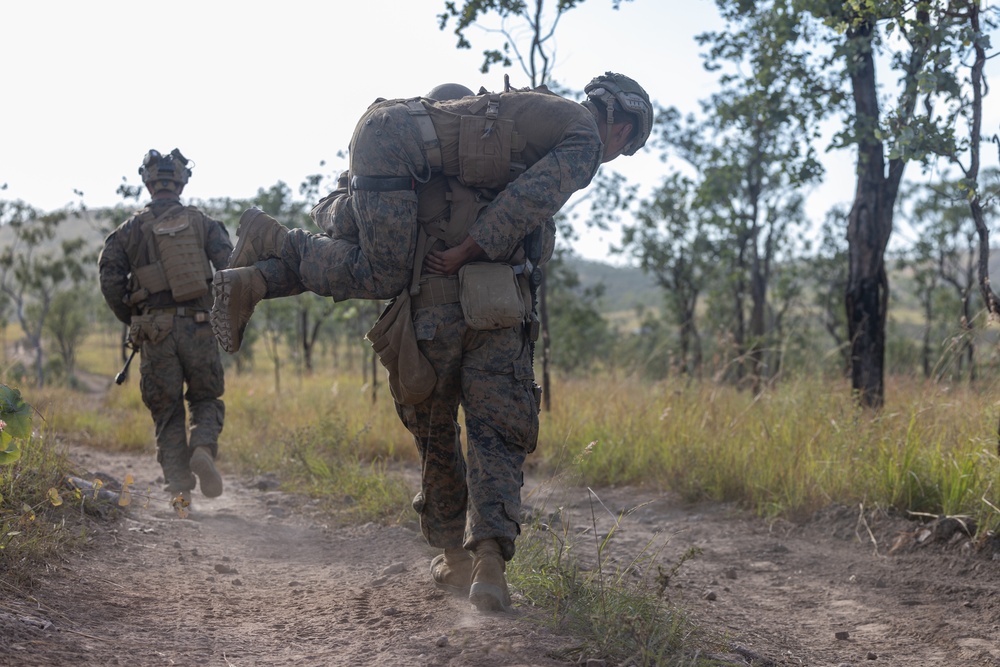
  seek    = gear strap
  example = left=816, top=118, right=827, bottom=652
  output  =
left=405, top=99, right=442, bottom=172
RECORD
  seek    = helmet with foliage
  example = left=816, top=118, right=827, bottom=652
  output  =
left=425, top=82, right=475, bottom=101
left=584, top=72, right=652, bottom=156
left=138, top=148, right=192, bottom=193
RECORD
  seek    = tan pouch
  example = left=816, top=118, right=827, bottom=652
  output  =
left=153, top=213, right=211, bottom=302
left=129, top=313, right=174, bottom=345
left=458, top=115, right=514, bottom=190
left=458, top=262, right=526, bottom=330
left=365, top=291, right=437, bottom=405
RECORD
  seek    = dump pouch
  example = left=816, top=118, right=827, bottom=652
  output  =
left=128, top=312, right=174, bottom=346
left=365, top=291, right=437, bottom=405
left=458, top=262, right=526, bottom=330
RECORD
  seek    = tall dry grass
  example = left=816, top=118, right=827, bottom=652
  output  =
left=24, top=327, right=1000, bottom=535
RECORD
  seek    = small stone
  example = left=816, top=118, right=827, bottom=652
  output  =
left=835, top=631, right=850, bottom=640
left=382, top=562, right=406, bottom=576
left=231, top=579, right=243, bottom=586
left=214, top=564, right=238, bottom=575
left=866, top=651, right=877, bottom=660
left=383, top=607, right=400, bottom=616
left=435, top=636, right=448, bottom=647
left=723, top=568, right=738, bottom=579
left=704, top=590, right=717, bottom=601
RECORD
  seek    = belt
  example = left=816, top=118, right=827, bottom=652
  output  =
left=148, top=307, right=210, bottom=322
left=351, top=175, right=416, bottom=192
left=411, top=275, right=460, bottom=309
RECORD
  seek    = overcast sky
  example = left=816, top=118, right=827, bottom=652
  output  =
left=2, top=1, right=998, bottom=261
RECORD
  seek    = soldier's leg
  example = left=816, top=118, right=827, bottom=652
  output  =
left=461, top=326, right=539, bottom=611
left=139, top=332, right=194, bottom=494
left=396, top=304, right=468, bottom=547
left=177, top=317, right=225, bottom=497
left=394, top=304, right=472, bottom=592
left=213, top=101, right=428, bottom=350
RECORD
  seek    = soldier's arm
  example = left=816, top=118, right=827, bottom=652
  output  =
left=205, top=216, right=234, bottom=271
left=97, top=232, right=134, bottom=325
left=467, top=112, right=602, bottom=261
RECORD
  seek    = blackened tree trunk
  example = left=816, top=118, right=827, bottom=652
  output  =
left=844, top=18, right=906, bottom=409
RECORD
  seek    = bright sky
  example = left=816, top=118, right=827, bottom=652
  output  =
left=2, top=1, right=998, bottom=262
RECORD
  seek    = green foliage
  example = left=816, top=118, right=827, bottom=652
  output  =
left=279, top=415, right=412, bottom=525
left=511, top=487, right=700, bottom=665
left=438, top=0, right=633, bottom=83
left=546, top=254, right=615, bottom=374
left=0, top=384, right=32, bottom=466
left=0, top=200, right=97, bottom=387
left=0, top=421, right=91, bottom=590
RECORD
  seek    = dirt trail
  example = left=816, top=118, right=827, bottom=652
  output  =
left=2, top=439, right=1000, bottom=665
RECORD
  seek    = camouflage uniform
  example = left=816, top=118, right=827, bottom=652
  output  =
left=99, top=196, right=233, bottom=492
left=401, top=216, right=555, bottom=561
left=247, top=90, right=598, bottom=561
left=259, top=91, right=602, bottom=303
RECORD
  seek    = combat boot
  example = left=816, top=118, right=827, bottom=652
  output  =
left=229, top=207, right=289, bottom=269
left=430, top=547, right=474, bottom=595
left=190, top=446, right=223, bottom=498
left=211, top=266, right=266, bottom=353
left=469, top=539, right=512, bottom=612
left=163, top=472, right=196, bottom=495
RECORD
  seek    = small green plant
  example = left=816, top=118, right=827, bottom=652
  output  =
left=0, top=383, right=33, bottom=469
left=510, top=442, right=706, bottom=666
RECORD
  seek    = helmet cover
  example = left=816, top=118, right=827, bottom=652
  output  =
left=584, top=72, right=652, bottom=156
left=138, top=148, right=192, bottom=192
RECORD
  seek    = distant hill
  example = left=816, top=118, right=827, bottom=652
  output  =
left=563, top=256, right=662, bottom=318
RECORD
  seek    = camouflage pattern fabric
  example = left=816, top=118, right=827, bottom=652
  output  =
left=267, top=92, right=601, bottom=302
left=398, top=302, right=538, bottom=561
left=273, top=101, right=428, bottom=302
left=139, top=317, right=226, bottom=489
left=247, top=88, right=594, bottom=560
left=99, top=196, right=232, bottom=489
left=100, top=198, right=233, bottom=321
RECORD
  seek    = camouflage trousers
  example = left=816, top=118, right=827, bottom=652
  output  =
left=258, top=100, right=428, bottom=303
left=139, top=315, right=225, bottom=490
left=397, top=302, right=539, bottom=561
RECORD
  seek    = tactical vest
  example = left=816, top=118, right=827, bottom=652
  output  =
left=408, top=85, right=574, bottom=254
left=127, top=205, right=214, bottom=303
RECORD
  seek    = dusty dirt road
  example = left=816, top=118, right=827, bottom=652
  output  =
left=2, top=440, right=1000, bottom=666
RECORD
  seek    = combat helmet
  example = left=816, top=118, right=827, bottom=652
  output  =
left=138, top=148, right=192, bottom=193
left=584, top=72, right=652, bottom=156
left=425, top=82, right=474, bottom=101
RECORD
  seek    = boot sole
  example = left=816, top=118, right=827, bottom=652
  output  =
left=469, top=582, right=512, bottom=612
left=211, top=271, right=242, bottom=353
left=190, top=448, right=223, bottom=498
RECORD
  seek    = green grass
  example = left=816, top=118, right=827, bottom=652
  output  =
left=0, top=426, right=107, bottom=592
left=537, top=374, right=1000, bottom=535
left=509, top=498, right=705, bottom=666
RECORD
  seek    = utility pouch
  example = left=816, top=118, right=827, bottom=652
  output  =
left=128, top=313, right=174, bottom=346
left=365, top=290, right=436, bottom=405
left=458, top=262, right=526, bottom=330
left=457, top=115, right=514, bottom=190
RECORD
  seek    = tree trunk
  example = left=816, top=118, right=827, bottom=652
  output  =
left=844, top=19, right=903, bottom=410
